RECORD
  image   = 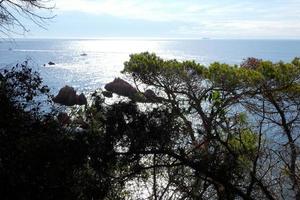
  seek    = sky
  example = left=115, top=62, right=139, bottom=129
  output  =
left=26, top=0, right=300, bottom=39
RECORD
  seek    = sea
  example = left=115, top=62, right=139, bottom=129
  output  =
left=1, top=39, right=300, bottom=95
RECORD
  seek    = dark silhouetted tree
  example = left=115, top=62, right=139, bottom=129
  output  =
left=1, top=55, right=300, bottom=199
left=0, top=0, right=54, bottom=37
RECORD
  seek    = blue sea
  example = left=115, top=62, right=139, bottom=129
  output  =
left=1, top=39, right=300, bottom=94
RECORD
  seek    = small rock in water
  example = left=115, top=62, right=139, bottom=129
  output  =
left=105, top=78, right=137, bottom=98
left=53, top=85, right=87, bottom=106
left=48, top=62, right=55, bottom=65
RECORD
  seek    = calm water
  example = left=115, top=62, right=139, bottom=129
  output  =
left=0, top=39, right=300, bottom=94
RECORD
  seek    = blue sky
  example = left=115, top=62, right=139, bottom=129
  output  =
left=26, top=0, right=300, bottom=39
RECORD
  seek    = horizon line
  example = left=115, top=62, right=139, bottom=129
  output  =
left=6, top=36, right=300, bottom=41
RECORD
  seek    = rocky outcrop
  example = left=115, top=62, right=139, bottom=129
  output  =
left=53, top=85, right=87, bottom=106
left=102, top=91, right=113, bottom=98
left=103, top=78, right=165, bottom=103
left=77, top=93, right=87, bottom=105
left=104, top=78, right=137, bottom=98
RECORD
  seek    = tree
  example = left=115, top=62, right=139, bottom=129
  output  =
left=0, top=63, right=125, bottom=200
left=0, top=0, right=54, bottom=37
left=240, top=58, right=300, bottom=199
left=101, top=52, right=299, bottom=199
left=113, top=52, right=268, bottom=199
left=1, top=55, right=299, bottom=199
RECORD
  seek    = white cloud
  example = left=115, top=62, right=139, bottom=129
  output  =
left=56, top=0, right=182, bottom=22
left=176, top=20, right=300, bottom=39
left=55, top=0, right=300, bottom=38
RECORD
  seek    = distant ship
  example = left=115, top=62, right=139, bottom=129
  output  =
left=80, top=53, right=88, bottom=56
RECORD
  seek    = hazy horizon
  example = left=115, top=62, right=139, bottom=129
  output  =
left=7, top=37, right=300, bottom=41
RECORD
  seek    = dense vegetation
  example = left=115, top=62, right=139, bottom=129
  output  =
left=0, top=54, right=300, bottom=199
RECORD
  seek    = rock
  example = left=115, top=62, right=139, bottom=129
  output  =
left=102, top=91, right=113, bottom=98
left=53, top=85, right=87, bottom=106
left=144, top=89, right=157, bottom=100
left=53, top=86, right=77, bottom=106
left=105, top=78, right=137, bottom=98
left=48, top=62, right=55, bottom=65
left=77, top=93, right=87, bottom=105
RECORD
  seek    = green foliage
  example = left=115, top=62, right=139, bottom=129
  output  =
left=0, top=64, right=122, bottom=200
left=121, top=53, right=300, bottom=199
left=123, top=52, right=206, bottom=90
left=2, top=54, right=300, bottom=199
left=0, top=63, right=51, bottom=114
left=228, top=129, right=258, bottom=168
